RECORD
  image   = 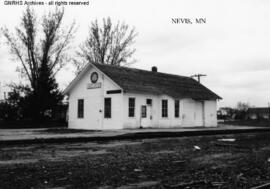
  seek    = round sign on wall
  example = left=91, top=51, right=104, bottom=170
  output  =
left=90, top=72, right=98, bottom=83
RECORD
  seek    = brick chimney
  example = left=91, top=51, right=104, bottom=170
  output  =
left=152, top=66, right=157, bottom=72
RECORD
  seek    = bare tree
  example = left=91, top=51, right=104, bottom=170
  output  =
left=236, top=102, right=250, bottom=112
left=75, top=17, right=137, bottom=73
left=1, top=7, right=76, bottom=120
left=1, top=7, right=75, bottom=91
left=234, top=101, right=251, bottom=120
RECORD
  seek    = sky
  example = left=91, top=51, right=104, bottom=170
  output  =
left=0, top=0, right=270, bottom=108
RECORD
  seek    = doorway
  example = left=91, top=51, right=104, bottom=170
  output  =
left=87, top=93, right=102, bottom=129
left=140, top=105, right=152, bottom=128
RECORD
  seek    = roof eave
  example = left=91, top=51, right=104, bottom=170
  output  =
left=63, top=63, right=124, bottom=96
left=91, top=64, right=124, bottom=91
left=63, top=63, right=92, bottom=96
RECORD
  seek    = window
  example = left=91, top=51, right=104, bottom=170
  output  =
left=162, top=99, right=168, bottom=118
left=175, top=100, right=180, bottom=118
left=141, top=106, right=147, bottom=118
left=146, top=99, right=152, bottom=105
left=104, top=98, right=111, bottom=118
left=77, top=99, right=84, bottom=118
left=129, top=98, right=135, bottom=117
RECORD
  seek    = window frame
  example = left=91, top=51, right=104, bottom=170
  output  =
left=104, top=98, right=111, bottom=118
left=175, top=100, right=180, bottom=118
left=141, top=105, right=147, bottom=118
left=128, top=97, right=135, bottom=117
left=146, top=99, right=152, bottom=106
left=77, top=99, right=84, bottom=118
left=161, top=99, right=168, bottom=118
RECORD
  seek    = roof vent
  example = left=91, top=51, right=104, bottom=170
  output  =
left=152, top=66, right=157, bottom=72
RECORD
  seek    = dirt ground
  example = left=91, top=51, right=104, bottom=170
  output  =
left=1, top=132, right=270, bottom=189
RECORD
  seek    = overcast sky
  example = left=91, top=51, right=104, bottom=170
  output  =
left=0, top=0, right=270, bottom=108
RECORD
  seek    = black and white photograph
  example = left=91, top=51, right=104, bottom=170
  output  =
left=0, top=0, right=270, bottom=188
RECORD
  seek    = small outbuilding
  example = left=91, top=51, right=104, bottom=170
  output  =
left=63, top=63, right=221, bottom=130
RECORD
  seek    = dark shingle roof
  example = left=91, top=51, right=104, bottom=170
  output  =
left=93, top=63, right=221, bottom=100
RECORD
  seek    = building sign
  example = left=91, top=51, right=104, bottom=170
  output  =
left=87, top=82, right=101, bottom=89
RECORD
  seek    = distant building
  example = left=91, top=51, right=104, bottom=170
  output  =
left=247, top=107, right=270, bottom=120
left=217, top=107, right=234, bottom=120
left=218, top=107, right=233, bottom=116
left=64, top=63, right=221, bottom=130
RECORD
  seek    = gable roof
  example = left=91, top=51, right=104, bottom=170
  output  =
left=99, top=63, right=221, bottom=100
left=64, top=63, right=221, bottom=100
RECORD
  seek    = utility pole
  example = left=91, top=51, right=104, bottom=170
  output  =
left=190, top=74, right=207, bottom=83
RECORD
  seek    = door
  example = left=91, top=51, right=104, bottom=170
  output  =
left=87, top=94, right=102, bottom=129
left=195, top=101, right=204, bottom=126
left=140, top=105, right=152, bottom=128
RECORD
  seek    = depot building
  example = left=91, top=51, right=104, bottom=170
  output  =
left=63, top=63, right=221, bottom=130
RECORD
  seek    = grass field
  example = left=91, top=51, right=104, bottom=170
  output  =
left=1, top=132, right=270, bottom=188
